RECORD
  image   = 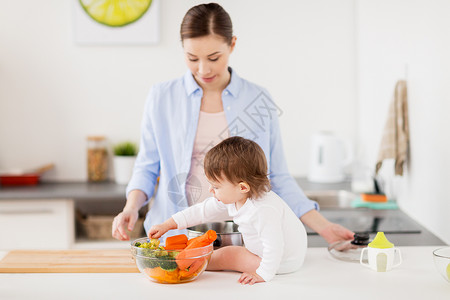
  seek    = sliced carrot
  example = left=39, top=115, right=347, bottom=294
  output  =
left=164, top=243, right=187, bottom=250
left=166, top=234, right=188, bottom=247
left=176, top=230, right=216, bottom=270
left=186, top=230, right=216, bottom=249
left=179, top=257, right=206, bottom=277
left=186, top=236, right=201, bottom=246
left=144, top=267, right=180, bottom=284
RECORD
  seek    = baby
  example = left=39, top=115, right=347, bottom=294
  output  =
left=149, top=136, right=307, bottom=284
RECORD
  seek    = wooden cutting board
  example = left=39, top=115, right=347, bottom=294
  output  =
left=0, top=249, right=139, bottom=273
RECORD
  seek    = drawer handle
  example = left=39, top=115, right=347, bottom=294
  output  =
left=0, top=209, right=54, bottom=215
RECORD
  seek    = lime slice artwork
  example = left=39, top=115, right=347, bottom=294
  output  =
left=79, top=0, right=153, bottom=27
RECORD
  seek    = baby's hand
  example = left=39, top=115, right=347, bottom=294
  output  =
left=148, top=217, right=178, bottom=239
left=148, top=224, right=167, bottom=239
left=238, top=272, right=265, bottom=285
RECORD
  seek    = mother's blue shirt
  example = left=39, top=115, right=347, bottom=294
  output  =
left=126, top=68, right=318, bottom=232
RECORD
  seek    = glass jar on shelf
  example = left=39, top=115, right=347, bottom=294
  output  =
left=87, top=136, right=109, bottom=182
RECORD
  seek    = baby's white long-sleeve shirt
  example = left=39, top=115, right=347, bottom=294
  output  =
left=172, top=191, right=307, bottom=282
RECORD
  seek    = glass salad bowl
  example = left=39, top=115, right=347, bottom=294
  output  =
left=131, top=237, right=213, bottom=284
left=432, top=246, right=450, bottom=283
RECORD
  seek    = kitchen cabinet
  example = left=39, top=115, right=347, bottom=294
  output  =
left=0, top=199, right=74, bottom=250
left=0, top=182, right=141, bottom=250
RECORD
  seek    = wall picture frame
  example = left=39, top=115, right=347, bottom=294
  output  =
left=73, top=0, right=160, bottom=45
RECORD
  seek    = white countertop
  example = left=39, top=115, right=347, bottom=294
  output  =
left=0, top=246, right=448, bottom=300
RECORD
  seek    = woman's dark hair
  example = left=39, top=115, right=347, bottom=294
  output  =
left=180, top=3, right=233, bottom=45
left=204, top=136, right=271, bottom=199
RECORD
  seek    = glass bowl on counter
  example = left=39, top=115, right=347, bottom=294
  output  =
left=432, top=247, right=450, bottom=283
left=131, top=237, right=213, bottom=284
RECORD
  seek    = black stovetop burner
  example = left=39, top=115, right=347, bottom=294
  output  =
left=306, top=209, right=422, bottom=235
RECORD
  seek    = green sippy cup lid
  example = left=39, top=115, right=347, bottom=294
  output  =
left=368, top=232, right=394, bottom=249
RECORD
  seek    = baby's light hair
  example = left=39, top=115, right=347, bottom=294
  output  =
left=204, top=136, right=270, bottom=199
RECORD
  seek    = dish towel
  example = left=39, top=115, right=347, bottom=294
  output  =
left=375, top=80, right=409, bottom=176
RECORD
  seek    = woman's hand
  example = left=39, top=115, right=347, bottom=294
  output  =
left=300, top=209, right=354, bottom=244
left=318, top=222, right=355, bottom=244
left=148, top=218, right=178, bottom=239
left=112, top=190, right=147, bottom=241
left=112, top=208, right=139, bottom=241
left=238, top=272, right=265, bottom=285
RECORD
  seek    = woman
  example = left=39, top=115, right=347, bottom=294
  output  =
left=112, top=3, right=353, bottom=244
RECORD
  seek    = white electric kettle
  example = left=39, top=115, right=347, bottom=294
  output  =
left=307, top=131, right=352, bottom=183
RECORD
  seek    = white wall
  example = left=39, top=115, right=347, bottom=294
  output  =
left=356, top=0, right=450, bottom=244
left=1, top=0, right=448, bottom=243
left=0, top=0, right=356, bottom=180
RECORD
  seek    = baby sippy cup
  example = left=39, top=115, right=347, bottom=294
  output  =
left=360, top=232, right=402, bottom=272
